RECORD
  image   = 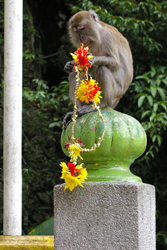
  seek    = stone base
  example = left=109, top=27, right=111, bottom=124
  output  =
left=54, top=182, right=155, bottom=250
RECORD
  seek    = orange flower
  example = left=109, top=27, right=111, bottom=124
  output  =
left=77, top=77, right=102, bottom=104
left=71, top=44, right=93, bottom=70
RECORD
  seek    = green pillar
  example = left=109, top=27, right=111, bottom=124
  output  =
left=61, top=107, right=147, bottom=182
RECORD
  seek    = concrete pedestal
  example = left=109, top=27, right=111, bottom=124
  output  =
left=54, top=182, right=155, bottom=250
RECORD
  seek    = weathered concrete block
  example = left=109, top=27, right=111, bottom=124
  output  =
left=54, top=182, right=155, bottom=250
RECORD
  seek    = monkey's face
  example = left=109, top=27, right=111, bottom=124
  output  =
left=68, top=10, right=101, bottom=48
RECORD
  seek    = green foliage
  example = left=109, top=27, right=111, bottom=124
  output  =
left=23, top=79, right=72, bottom=128
left=29, top=216, right=54, bottom=235
left=23, top=14, right=40, bottom=37
left=132, top=66, right=167, bottom=158
left=22, top=78, right=72, bottom=234
left=157, top=231, right=167, bottom=247
left=23, top=49, right=36, bottom=62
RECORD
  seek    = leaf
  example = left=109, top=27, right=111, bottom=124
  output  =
left=162, top=79, right=167, bottom=85
left=157, top=87, right=166, bottom=101
left=150, top=85, right=157, bottom=97
left=157, top=135, right=162, bottom=146
left=138, top=95, right=146, bottom=107
left=135, top=75, right=150, bottom=82
left=141, top=110, right=151, bottom=119
left=149, top=150, right=154, bottom=158
left=160, top=103, right=167, bottom=112
left=29, top=216, right=54, bottom=235
left=152, top=135, right=157, bottom=143
left=153, top=103, right=158, bottom=112
left=49, top=122, right=61, bottom=128
left=147, top=95, right=153, bottom=106
left=150, top=66, right=156, bottom=77
left=150, top=113, right=156, bottom=121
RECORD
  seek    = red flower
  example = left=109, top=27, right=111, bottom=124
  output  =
left=64, top=142, right=71, bottom=150
left=77, top=139, right=83, bottom=146
left=73, top=138, right=83, bottom=146
left=71, top=44, right=92, bottom=70
left=67, top=162, right=81, bottom=177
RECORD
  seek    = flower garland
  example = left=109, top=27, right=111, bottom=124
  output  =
left=60, top=44, right=106, bottom=191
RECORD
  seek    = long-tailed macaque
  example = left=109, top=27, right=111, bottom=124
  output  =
left=63, top=10, right=133, bottom=128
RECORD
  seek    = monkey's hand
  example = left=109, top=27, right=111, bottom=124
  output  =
left=64, top=61, right=75, bottom=73
left=62, top=105, right=94, bottom=130
left=87, top=52, right=95, bottom=66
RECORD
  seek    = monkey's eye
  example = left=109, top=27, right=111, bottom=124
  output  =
left=72, top=27, right=78, bottom=32
left=80, top=26, right=85, bottom=30
left=72, top=25, right=85, bottom=32
left=78, top=25, right=85, bottom=31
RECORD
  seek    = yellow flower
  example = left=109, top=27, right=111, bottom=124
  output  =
left=77, top=164, right=88, bottom=183
left=63, top=173, right=83, bottom=191
left=70, top=53, right=77, bottom=62
left=68, top=143, right=83, bottom=162
left=77, top=82, right=89, bottom=103
left=60, top=162, right=88, bottom=191
left=94, top=90, right=102, bottom=104
left=60, top=162, right=68, bottom=179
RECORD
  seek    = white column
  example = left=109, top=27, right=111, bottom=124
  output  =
left=3, top=0, right=23, bottom=235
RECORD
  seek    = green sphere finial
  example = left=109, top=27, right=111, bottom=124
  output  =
left=61, top=107, right=147, bottom=183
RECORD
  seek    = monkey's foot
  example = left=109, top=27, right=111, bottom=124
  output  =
left=77, top=105, right=94, bottom=116
left=62, top=105, right=95, bottom=130
left=62, top=111, right=74, bottom=130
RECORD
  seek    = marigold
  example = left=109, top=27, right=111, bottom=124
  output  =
left=60, top=162, right=88, bottom=191
left=68, top=143, right=83, bottom=162
left=71, top=44, right=93, bottom=70
left=60, top=162, right=68, bottom=179
left=77, top=165, right=88, bottom=183
left=64, top=139, right=83, bottom=151
left=77, top=77, right=102, bottom=104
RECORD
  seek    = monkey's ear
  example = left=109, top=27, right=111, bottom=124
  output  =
left=89, top=9, right=99, bottom=22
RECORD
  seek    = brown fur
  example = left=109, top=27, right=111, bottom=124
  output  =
left=66, top=10, right=133, bottom=109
